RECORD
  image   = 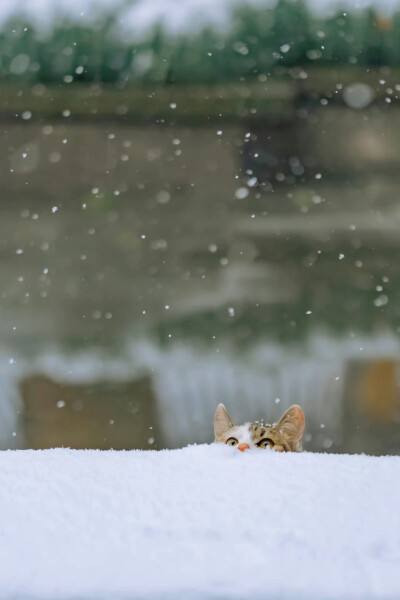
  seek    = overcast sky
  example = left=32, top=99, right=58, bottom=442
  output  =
left=0, top=0, right=399, bottom=35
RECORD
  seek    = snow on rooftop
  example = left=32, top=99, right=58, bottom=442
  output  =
left=0, top=445, right=399, bottom=599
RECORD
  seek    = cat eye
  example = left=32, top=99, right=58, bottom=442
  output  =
left=225, top=437, right=238, bottom=447
left=257, top=438, right=274, bottom=449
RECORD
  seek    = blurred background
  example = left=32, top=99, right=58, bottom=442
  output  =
left=1, top=0, right=400, bottom=454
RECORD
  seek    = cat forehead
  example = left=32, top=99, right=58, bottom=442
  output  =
left=249, top=423, right=273, bottom=438
left=230, top=425, right=253, bottom=444
left=227, top=423, right=273, bottom=441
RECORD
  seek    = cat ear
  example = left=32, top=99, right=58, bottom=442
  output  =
left=214, top=403, right=235, bottom=440
left=274, top=405, right=305, bottom=451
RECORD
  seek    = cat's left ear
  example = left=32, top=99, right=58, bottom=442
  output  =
left=274, top=405, right=305, bottom=452
left=214, top=403, right=235, bottom=441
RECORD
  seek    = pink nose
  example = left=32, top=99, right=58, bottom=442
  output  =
left=237, top=443, right=250, bottom=452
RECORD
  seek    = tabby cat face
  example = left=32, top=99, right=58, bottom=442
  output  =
left=214, top=403, right=305, bottom=452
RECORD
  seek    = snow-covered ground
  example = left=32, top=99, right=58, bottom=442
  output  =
left=0, top=445, right=399, bottom=599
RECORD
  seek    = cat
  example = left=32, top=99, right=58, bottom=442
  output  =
left=214, top=403, right=305, bottom=452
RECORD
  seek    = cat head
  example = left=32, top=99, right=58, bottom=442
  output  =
left=214, top=403, right=305, bottom=452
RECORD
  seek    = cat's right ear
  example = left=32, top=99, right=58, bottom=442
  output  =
left=274, top=404, right=305, bottom=452
left=214, top=403, right=235, bottom=440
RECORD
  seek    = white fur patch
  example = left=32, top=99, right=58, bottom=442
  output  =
left=233, top=424, right=255, bottom=448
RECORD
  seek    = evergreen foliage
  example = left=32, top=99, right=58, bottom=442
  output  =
left=1, top=2, right=400, bottom=85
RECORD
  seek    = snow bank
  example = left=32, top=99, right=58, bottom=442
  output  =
left=0, top=445, right=399, bottom=599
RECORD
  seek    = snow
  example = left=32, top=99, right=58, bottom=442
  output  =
left=0, top=445, right=399, bottom=599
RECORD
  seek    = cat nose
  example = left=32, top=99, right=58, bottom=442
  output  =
left=237, top=443, right=250, bottom=452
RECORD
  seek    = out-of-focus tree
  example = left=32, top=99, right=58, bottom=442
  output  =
left=322, top=10, right=362, bottom=64
left=360, top=8, right=390, bottom=66
left=0, top=2, right=399, bottom=85
left=269, top=0, right=311, bottom=65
